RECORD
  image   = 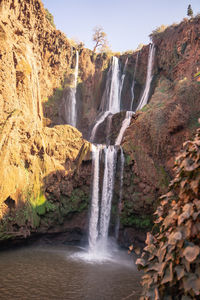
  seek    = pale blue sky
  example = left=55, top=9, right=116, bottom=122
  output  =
left=42, top=0, right=199, bottom=52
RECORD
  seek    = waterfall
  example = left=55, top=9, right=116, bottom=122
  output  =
left=87, top=44, right=155, bottom=258
left=130, top=51, right=139, bottom=110
left=106, top=114, right=113, bottom=146
left=136, top=44, right=155, bottom=111
left=90, top=56, right=121, bottom=142
left=88, top=144, right=101, bottom=251
left=90, top=111, right=111, bottom=142
left=99, top=146, right=117, bottom=250
left=60, top=50, right=79, bottom=127
left=119, top=57, right=128, bottom=102
left=115, top=111, right=134, bottom=146
left=115, top=147, right=125, bottom=239
left=102, top=56, right=121, bottom=113
left=88, top=145, right=117, bottom=253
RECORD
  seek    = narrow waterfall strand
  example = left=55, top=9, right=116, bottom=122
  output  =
left=107, top=57, right=121, bottom=113
left=130, top=51, right=139, bottom=110
left=90, top=111, right=111, bottom=142
left=62, top=50, right=79, bottom=127
left=137, top=44, right=155, bottom=111
left=106, top=114, right=113, bottom=146
left=115, top=147, right=125, bottom=239
left=90, top=56, right=121, bottom=141
left=119, top=57, right=128, bottom=103
left=71, top=50, right=79, bottom=127
left=130, top=79, right=135, bottom=111
left=99, top=146, right=117, bottom=249
left=115, top=111, right=134, bottom=146
left=88, top=145, right=101, bottom=251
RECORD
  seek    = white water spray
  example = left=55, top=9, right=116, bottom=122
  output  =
left=88, top=144, right=101, bottom=251
left=119, top=57, right=128, bottom=102
left=115, top=147, right=125, bottom=239
left=88, top=145, right=117, bottom=254
left=99, top=146, right=117, bottom=250
left=60, top=51, right=79, bottom=127
left=130, top=51, right=139, bottom=110
left=136, top=44, right=155, bottom=111
left=115, top=111, right=134, bottom=146
left=87, top=45, right=155, bottom=259
left=106, top=114, right=113, bottom=146
left=90, top=56, right=121, bottom=141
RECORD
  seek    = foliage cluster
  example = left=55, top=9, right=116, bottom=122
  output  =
left=187, top=5, right=193, bottom=18
left=45, top=8, right=56, bottom=28
left=135, top=127, right=200, bottom=299
left=44, top=87, right=64, bottom=107
left=149, top=25, right=168, bottom=39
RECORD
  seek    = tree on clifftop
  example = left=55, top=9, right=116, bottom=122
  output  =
left=187, top=4, right=193, bottom=17
left=92, top=26, right=108, bottom=53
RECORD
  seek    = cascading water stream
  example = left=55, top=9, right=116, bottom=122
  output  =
left=88, top=145, right=101, bottom=251
left=88, top=144, right=117, bottom=255
left=88, top=45, right=155, bottom=257
left=115, top=147, right=125, bottom=239
left=119, top=57, right=128, bottom=103
left=136, top=43, right=155, bottom=111
left=115, top=111, right=134, bottom=146
left=130, top=51, right=139, bottom=110
left=90, top=56, right=121, bottom=142
left=106, top=114, right=113, bottom=146
left=60, top=50, right=79, bottom=127
left=99, top=146, right=117, bottom=250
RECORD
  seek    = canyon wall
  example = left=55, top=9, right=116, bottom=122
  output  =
left=0, top=0, right=91, bottom=244
left=0, top=0, right=199, bottom=246
left=119, top=17, right=200, bottom=246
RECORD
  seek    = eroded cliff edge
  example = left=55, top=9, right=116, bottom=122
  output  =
left=0, top=0, right=199, bottom=246
left=0, top=0, right=92, bottom=244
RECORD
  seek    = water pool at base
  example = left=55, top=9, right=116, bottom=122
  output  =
left=0, top=243, right=142, bottom=300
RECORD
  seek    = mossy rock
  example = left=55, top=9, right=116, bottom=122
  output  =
left=120, top=213, right=153, bottom=229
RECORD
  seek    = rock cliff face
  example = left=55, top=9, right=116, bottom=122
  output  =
left=0, top=0, right=91, bottom=244
left=119, top=17, right=200, bottom=246
left=0, top=0, right=199, bottom=246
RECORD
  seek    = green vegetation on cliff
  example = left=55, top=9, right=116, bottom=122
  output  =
left=45, top=8, right=56, bottom=28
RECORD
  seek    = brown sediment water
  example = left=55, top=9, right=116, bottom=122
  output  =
left=0, top=243, right=142, bottom=300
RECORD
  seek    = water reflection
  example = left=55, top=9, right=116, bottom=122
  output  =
left=0, top=244, right=141, bottom=300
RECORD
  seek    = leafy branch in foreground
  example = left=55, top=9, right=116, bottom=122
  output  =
left=135, top=126, right=200, bottom=299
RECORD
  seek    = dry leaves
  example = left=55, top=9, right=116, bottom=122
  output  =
left=137, top=128, right=200, bottom=299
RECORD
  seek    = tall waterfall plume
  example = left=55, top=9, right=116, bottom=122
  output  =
left=88, top=145, right=101, bottom=251
left=119, top=57, right=128, bottom=103
left=60, top=50, right=79, bottom=127
left=115, top=147, right=125, bottom=239
left=115, top=111, right=134, bottom=146
left=136, top=44, right=155, bottom=111
left=88, top=145, right=117, bottom=254
left=130, top=51, right=139, bottom=110
left=88, top=45, right=155, bottom=259
left=90, top=56, right=121, bottom=142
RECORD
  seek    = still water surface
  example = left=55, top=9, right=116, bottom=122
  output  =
left=0, top=243, right=141, bottom=300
